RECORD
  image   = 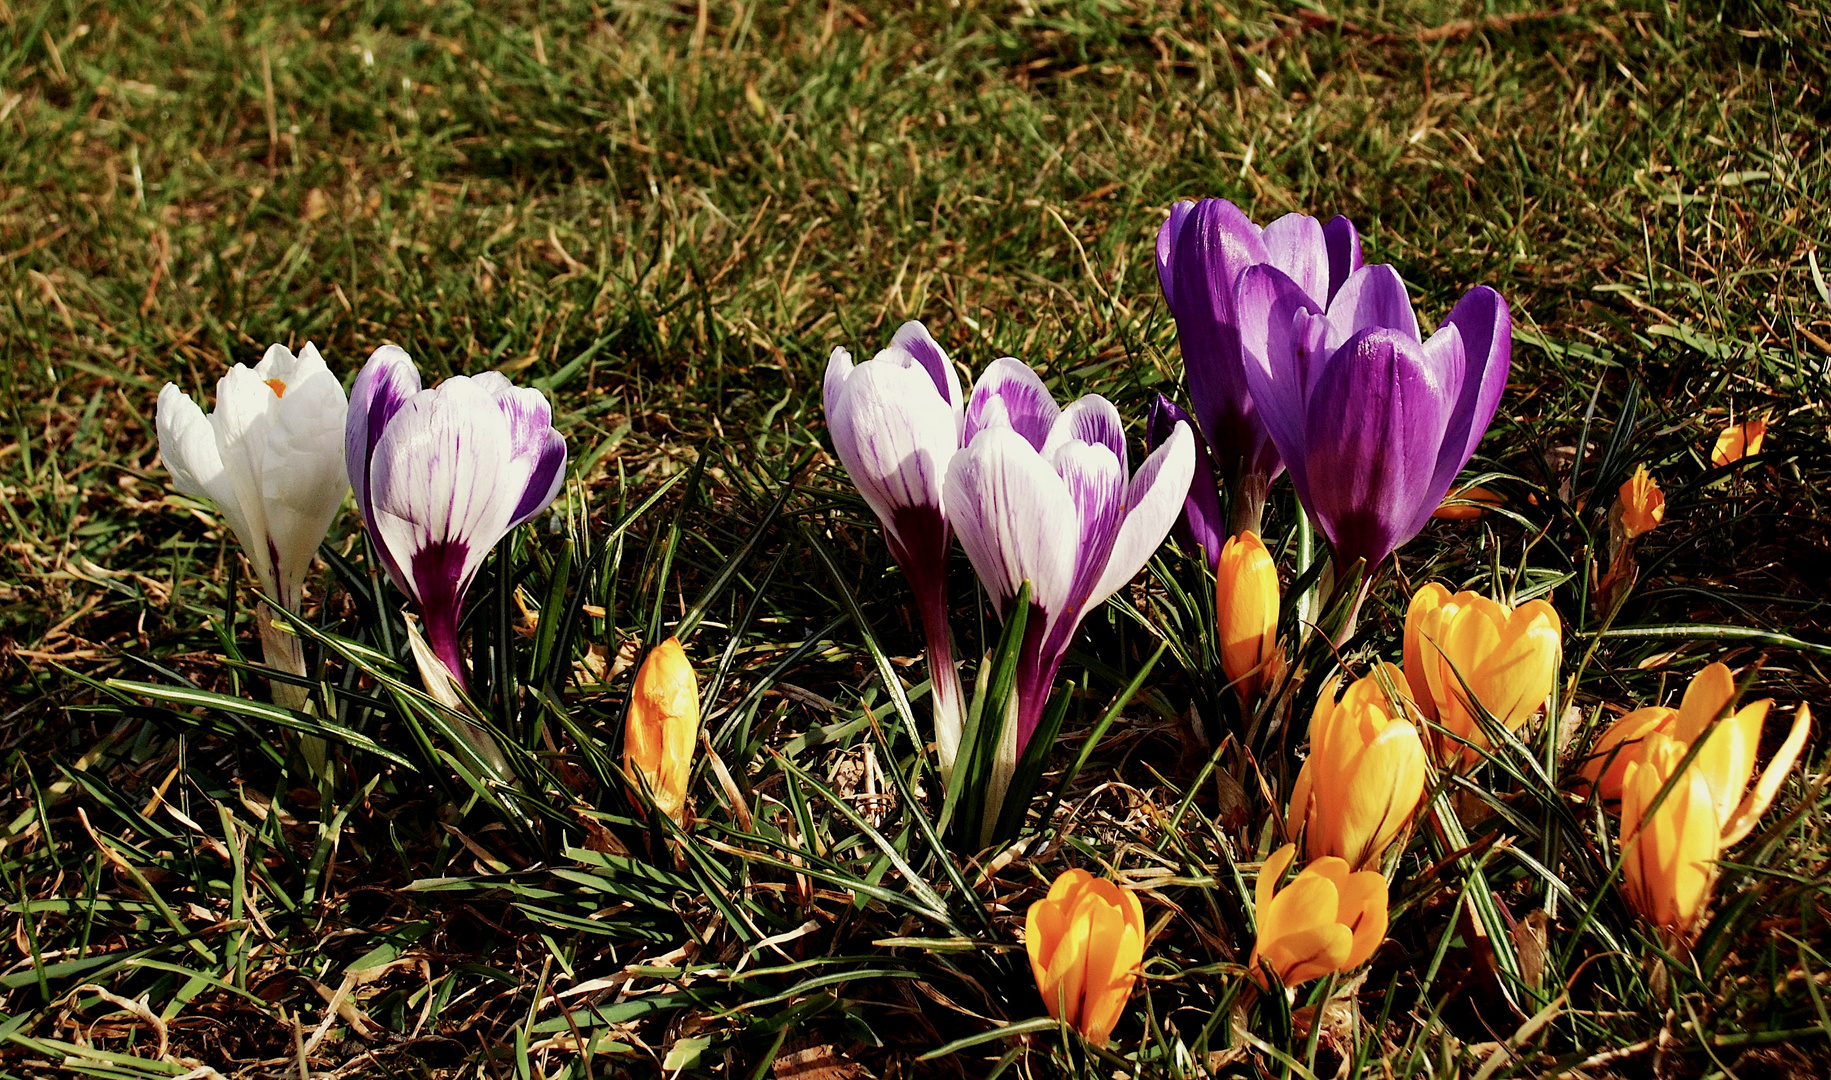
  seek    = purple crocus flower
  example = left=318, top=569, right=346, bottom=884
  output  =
left=944, top=358, right=1195, bottom=758
left=1235, top=262, right=1511, bottom=582
left=347, top=346, right=568, bottom=693
left=823, top=321, right=968, bottom=770
left=1157, top=199, right=1363, bottom=534
left=1146, top=394, right=1225, bottom=567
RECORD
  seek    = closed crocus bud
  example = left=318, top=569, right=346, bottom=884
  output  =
left=1406, top=586, right=1561, bottom=765
left=1402, top=584, right=1450, bottom=722
left=1710, top=411, right=1768, bottom=468
left=1248, top=844, right=1387, bottom=989
left=1617, top=465, right=1664, bottom=539
left=623, top=638, right=702, bottom=825
left=1287, top=665, right=1428, bottom=870
left=1026, top=869, right=1145, bottom=1048
left=1217, top=530, right=1281, bottom=702
left=1575, top=706, right=1677, bottom=806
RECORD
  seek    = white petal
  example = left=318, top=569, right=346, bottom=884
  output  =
left=1089, top=421, right=1196, bottom=607
left=827, top=357, right=958, bottom=549
left=206, top=365, right=282, bottom=593
left=944, top=426, right=1077, bottom=618
left=887, top=320, right=964, bottom=419
left=964, top=357, right=1060, bottom=450
left=823, top=346, right=855, bottom=422
left=260, top=368, right=350, bottom=605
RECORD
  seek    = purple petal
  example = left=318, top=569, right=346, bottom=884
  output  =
left=943, top=426, right=1077, bottom=620
left=1440, top=285, right=1513, bottom=469
left=1051, top=438, right=1127, bottom=628
left=887, top=320, right=963, bottom=412
left=1148, top=395, right=1226, bottom=566
left=346, top=345, right=422, bottom=530
left=1235, top=264, right=1327, bottom=501
left=1302, top=329, right=1459, bottom=570
left=1325, top=264, right=1421, bottom=350
left=963, top=357, right=1060, bottom=450
left=509, top=427, right=567, bottom=529
left=1155, top=200, right=1198, bottom=301
left=1322, top=216, right=1363, bottom=303
left=1261, top=213, right=1329, bottom=307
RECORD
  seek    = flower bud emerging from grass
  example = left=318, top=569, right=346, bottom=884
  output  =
left=1249, top=844, right=1387, bottom=989
left=1217, top=530, right=1281, bottom=702
left=1404, top=583, right=1561, bottom=766
left=623, top=638, right=702, bottom=825
left=1025, top=869, right=1145, bottom=1048
left=1288, top=665, right=1428, bottom=870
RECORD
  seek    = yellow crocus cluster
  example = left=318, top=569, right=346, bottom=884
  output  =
left=1404, top=584, right=1562, bottom=765
left=622, top=637, right=702, bottom=825
left=1586, top=663, right=1811, bottom=942
left=1287, top=664, right=1428, bottom=870
left=1248, top=844, right=1388, bottom=989
left=1025, top=869, right=1146, bottom=1047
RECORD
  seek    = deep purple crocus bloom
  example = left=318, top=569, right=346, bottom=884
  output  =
left=1157, top=199, right=1363, bottom=534
left=823, top=321, right=967, bottom=770
left=347, top=346, right=568, bottom=691
left=944, top=359, right=1194, bottom=759
left=1234, top=262, right=1511, bottom=579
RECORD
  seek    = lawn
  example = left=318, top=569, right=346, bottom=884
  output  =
left=2, top=0, right=1830, bottom=1075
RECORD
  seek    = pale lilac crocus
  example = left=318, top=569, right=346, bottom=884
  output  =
left=823, top=322, right=969, bottom=770
left=347, top=346, right=567, bottom=708
left=157, top=343, right=349, bottom=707
left=1157, top=198, right=1362, bottom=536
left=944, top=359, right=1195, bottom=765
left=1235, top=262, right=1511, bottom=586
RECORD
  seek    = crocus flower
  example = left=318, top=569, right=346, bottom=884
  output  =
left=1710, top=411, right=1768, bottom=467
left=823, top=322, right=967, bottom=769
left=157, top=343, right=349, bottom=698
left=1025, top=868, right=1145, bottom=1048
left=1146, top=395, right=1225, bottom=566
left=1620, top=677, right=1810, bottom=945
left=1287, top=665, right=1428, bottom=870
left=1235, top=262, right=1511, bottom=581
left=944, top=358, right=1195, bottom=757
left=1617, top=465, right=1665, bottom=539
left=1216, top=530, right=1281, bottom=703
left=1249, top=844, right=1387, bottom=989
left=1575, top=705, right=1677, bottom=805
left=1156, top=199, right=1363, bottom=534
left=347, top=346, right=567, bottom=694
left=623, top=638, right=701, bottom=825
left=1403, top=584, right=1561, bottom=766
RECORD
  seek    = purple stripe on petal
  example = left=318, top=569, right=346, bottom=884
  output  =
left=1236, top=264, right=1326, bottom=501
left=509, top=428, right=568, bottom=529
left=1322, top=216, right=1363, bottom=303
left=346, top=345, right=422, bottom=528
left=1052, top=439, right=1127, bottom=620
left=888, top=321, right=960, bottom=409
left=1046, top=395, right=1127, bottom=472
left=943, top=426, right=1077, bottom=619
left=964, top=357, right=1060, bottom=450
left=410, top=538, right=473, bottom=689
left=1089, top=421, right=1195, bottom=607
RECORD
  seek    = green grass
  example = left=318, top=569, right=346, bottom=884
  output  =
left=3, top=0, right=1830, bottom=1074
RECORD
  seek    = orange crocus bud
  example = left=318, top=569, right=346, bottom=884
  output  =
left=1025, top=869, right=1145, bottom=1048
left=1710, top=411, right=1768, bottom=467
left=622, top=638, right=701, bottom=824
left=1287, top=664, right=1429, bottom=870
left=1405, top=586, right=1562, bottom=766
left=1613, top=664, right=1811, bottom=945
left=1248, top=844, right=1387, bottom=989
left=1616, top=465, right=1665, bottom=539
left=1431, top=484, right=1503, bottom=521
left=1217, top=530, right=1281, bottom=702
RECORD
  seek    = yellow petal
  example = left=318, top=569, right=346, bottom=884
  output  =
left=1674, top=663, right=1737, bottom=744
left=1722, top=703, right=1811, bottom=847
left=1337, top=870, right=1390, bottom=970
left=1333, top=719, right=1428, bottom=869
left=1218, top=530, right=1281, bottom=702
left=1261, top=869, right=1341, bottom=947
left=1576, top=706, right=1677, bottom=806
left=1076, top=884, right=1142, bottom=1047
left=1269, top=923, right=1355, bottom=987
left=1257, top=844, right=1297, bottom=918
left=1403, top=584, right=1452, bottom=722
left=1691, top=699, right=1769, bottom=825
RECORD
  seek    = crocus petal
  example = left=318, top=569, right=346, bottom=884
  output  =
left=1046, top=394, right=1128, bottom=469
left=1722, top=703, right=1811, bottom=846
left=1438, top=286, right=1513, bottom=476
left=829, top=357, right=960, bottom=560
left=260, top=366, right=350, bottom=603
left=346, top=344, right=423, bottom=528
left=1260, top=213, right=1330, bottom=308
left=1324, top=264, right=1421, bottom=350
left=1321, top=215, right=1363, bottom=302
left=1235, top=264, right=1327, bottom=497
left=887, top=320, right=963, bottom=415
left=1088, top=422, right=1195, bottom=606
left=1302, top=329, right=1460, bottom=570
left=944, top=427, right=1077, bottom=619
left=1147, top=395, right=1226, bottom=566
left=964, top=356, right=1060, bottom=450
left=1154, top=200, right=1198, bottom=300
left=1337, top=870, right=1390, bottom=970
left=1674, top=663, right=1738, bottom=744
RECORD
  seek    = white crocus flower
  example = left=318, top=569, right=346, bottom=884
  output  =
left=157, top=343, right=350, bottom=700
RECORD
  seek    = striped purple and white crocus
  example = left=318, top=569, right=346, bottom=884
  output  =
left=347, top=346, right=567, bottom=713
left=944, top=359, right=1195, bottom=787
left=823, top=321, right=968, bottom=770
